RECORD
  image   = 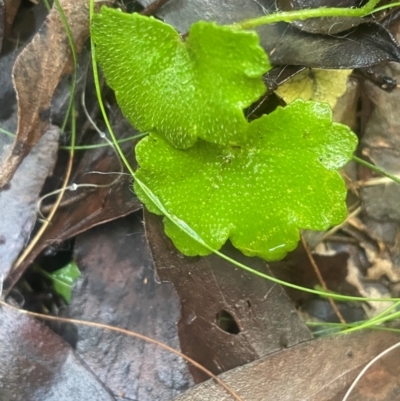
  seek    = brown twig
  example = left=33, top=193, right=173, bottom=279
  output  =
left=301, top=235, right=346, bottom=324
left=0, top=300, right=244, bottom=401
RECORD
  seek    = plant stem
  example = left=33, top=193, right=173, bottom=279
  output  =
left=60, top=133, right=147, bottom=150
left=234, top=0, right=380, bottom=30
left=352, top=155, right=400, bottom=185
left=0, top=127, right=15, bottom=138
left=367, top=2, right=400, bottom=13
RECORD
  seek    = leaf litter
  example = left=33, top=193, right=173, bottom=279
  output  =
left=60, top=214, right=194, bottom=401
left=2, top=1, right=400, bottom=400
left=0, top=0, right=89, bottom=188
left=138, top=0, right=400, bottom=68
left=0, top=126, right=59, bottom=278
left=172, top=330, right=400, bottom=401
left=5, top=104, right=143, bottom=290
left=144, top=210, right=312, bottom=382
left=0, top=306, right=116, bottom=401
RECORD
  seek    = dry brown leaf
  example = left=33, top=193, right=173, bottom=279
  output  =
left=0, top=0, right=89, bottom=188
left=173, top=331, right=400, bottom=401
left=144, top=211, right=312, bottom=383
left=60, top=213, right=194, bottom=401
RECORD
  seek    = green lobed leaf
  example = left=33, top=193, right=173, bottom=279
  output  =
left=91, top=7, right=270, bottom=149
left=48, top=262, right=81, bottom=303
left=134, top=100, right=357, bottom=261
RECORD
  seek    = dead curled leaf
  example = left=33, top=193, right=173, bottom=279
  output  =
left=0, top=0, right=89, bottom=188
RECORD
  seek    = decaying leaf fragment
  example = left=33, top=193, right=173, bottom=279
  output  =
left=275, top=68, right=352, bottom=109
left=0, top=0, right=89, bottom=188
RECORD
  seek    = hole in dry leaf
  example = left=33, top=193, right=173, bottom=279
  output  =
left=216, top=310, right=240, bottom=335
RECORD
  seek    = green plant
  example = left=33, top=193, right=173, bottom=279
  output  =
left=90, top=1, right=386, bottom=261
left=35, top=262, right=81, bottom=303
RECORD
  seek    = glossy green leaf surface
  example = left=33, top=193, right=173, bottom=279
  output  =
left=91, top=8, right=270, bottom=148
left=135, top=100, right=357, bottom=260
left=48, top=262, right=81, bottom=303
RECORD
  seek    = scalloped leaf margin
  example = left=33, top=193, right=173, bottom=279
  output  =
left=91, top=7, right=270, bottom=149
left=134, top=100, right=358, bottom=261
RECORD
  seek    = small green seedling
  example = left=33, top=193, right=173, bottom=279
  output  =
left=36, top=262, right=81, bottom=303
